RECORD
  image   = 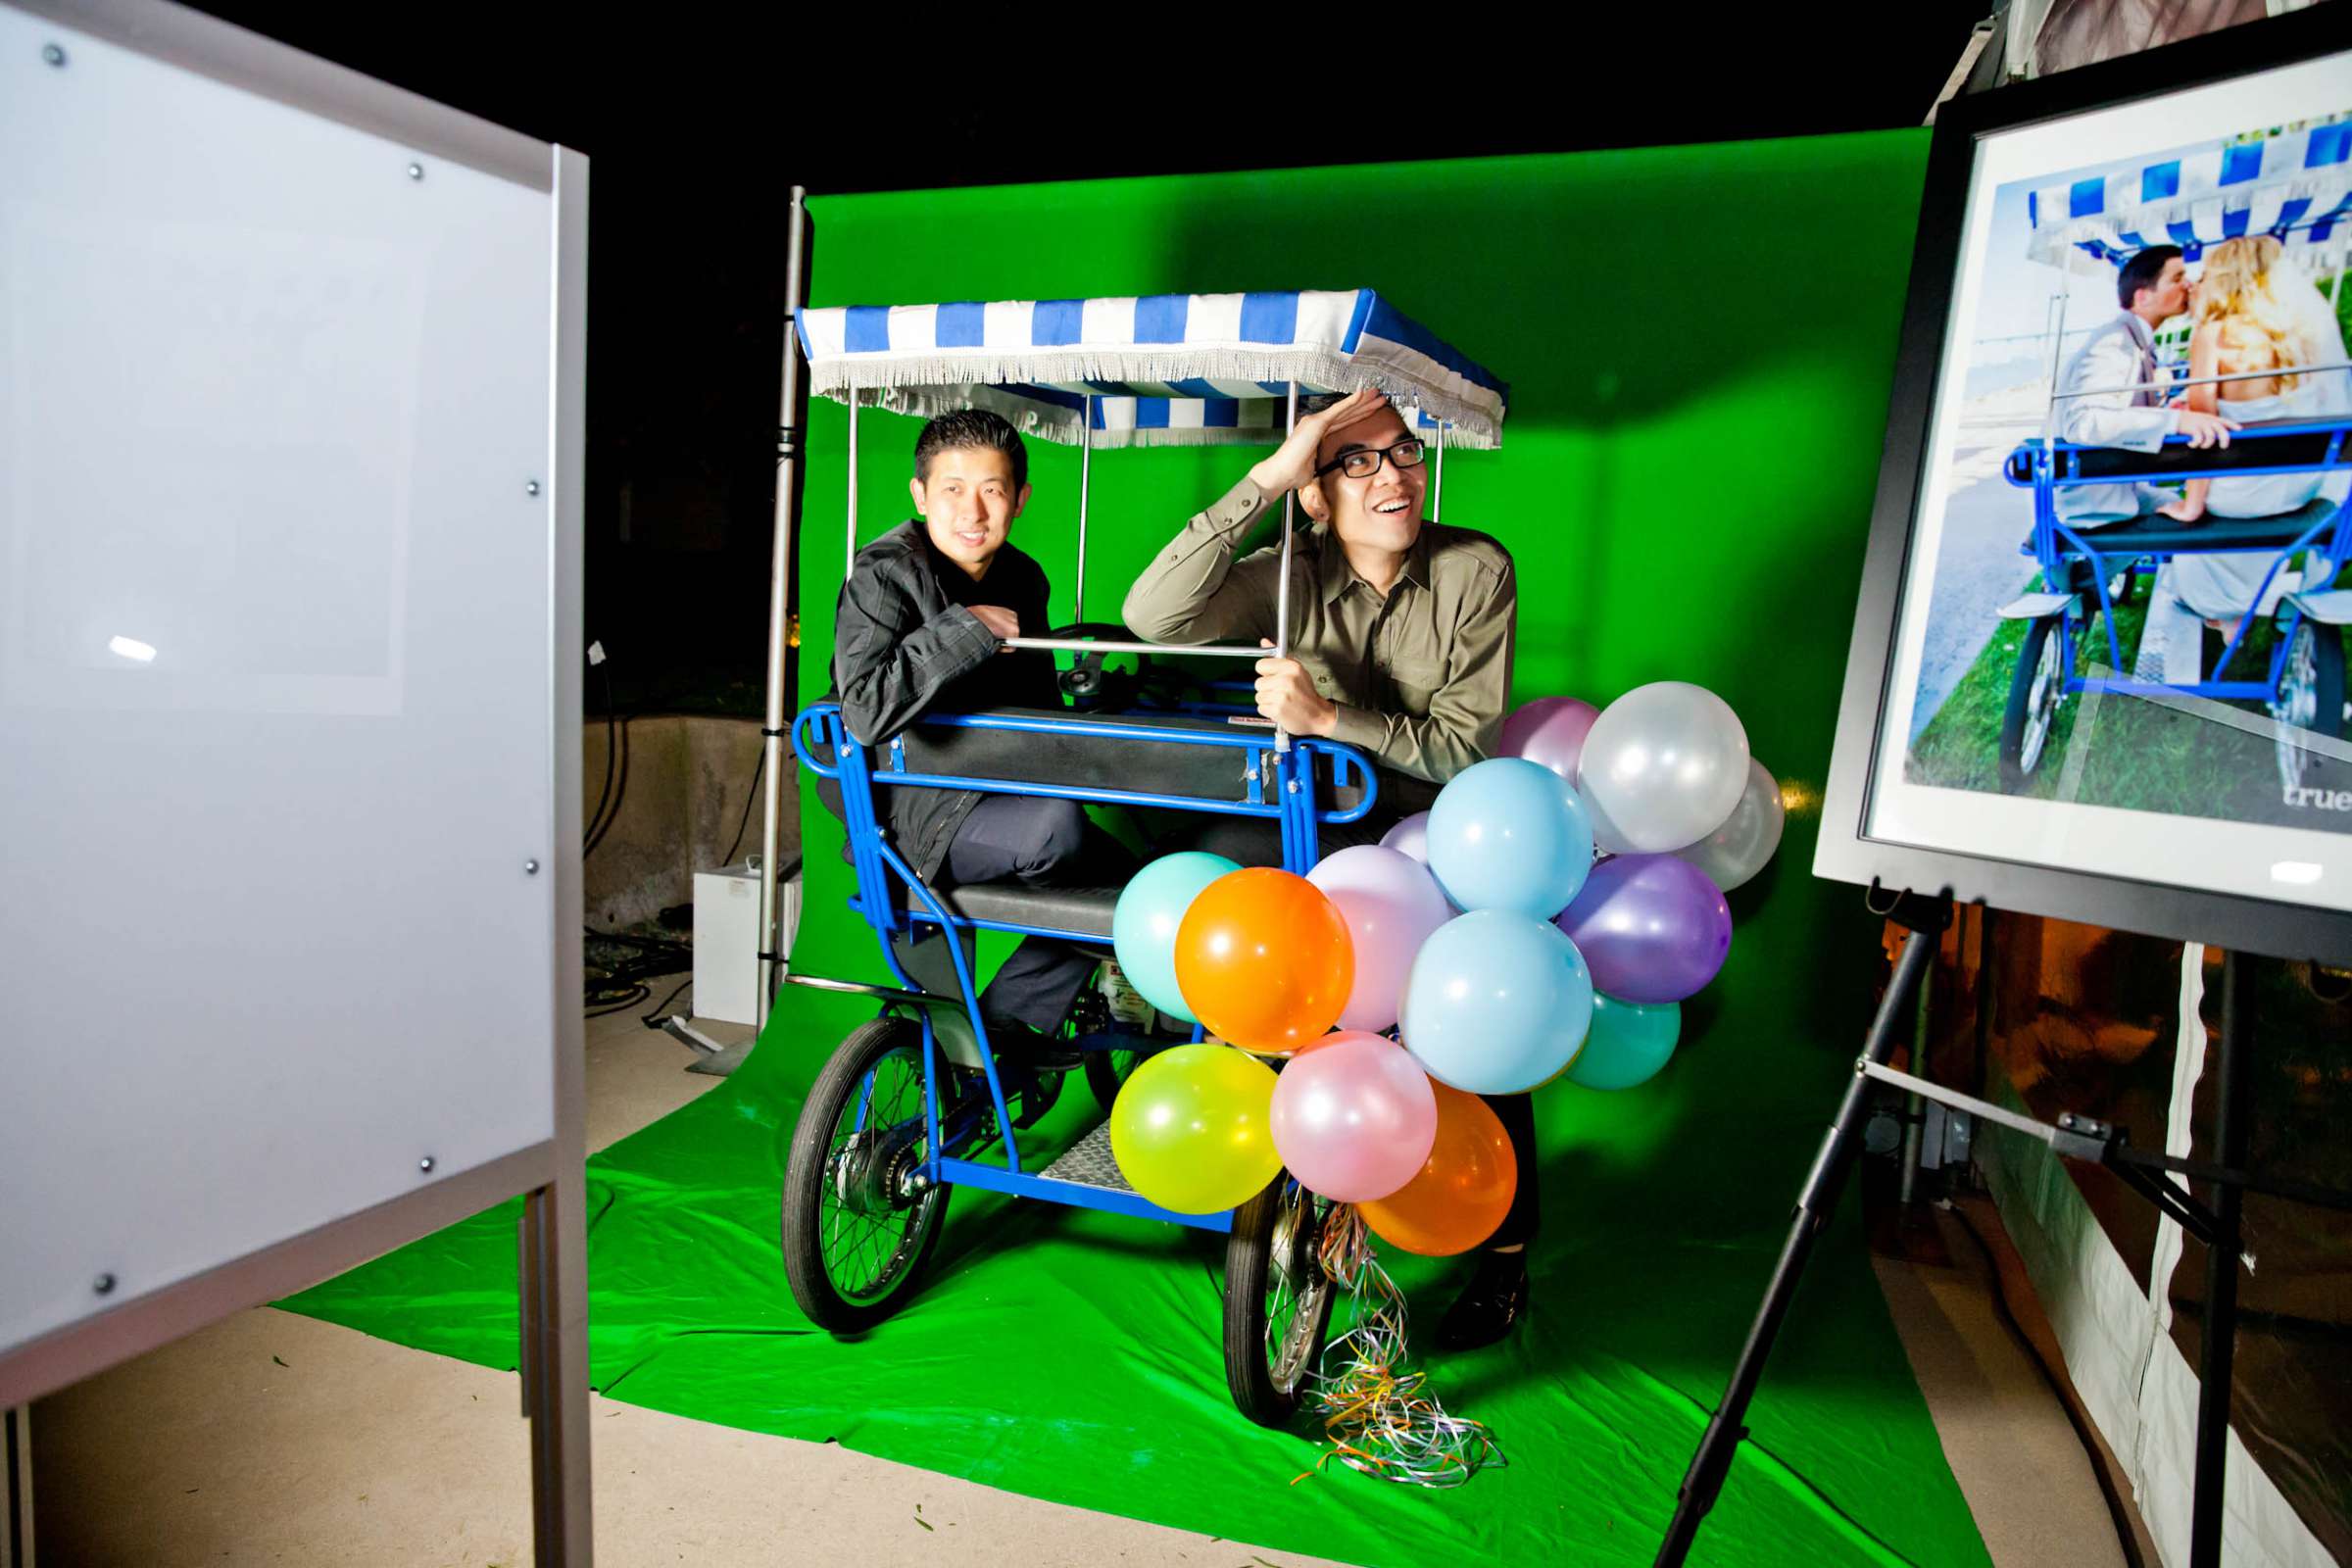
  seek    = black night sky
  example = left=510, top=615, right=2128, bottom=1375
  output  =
left=185, top=4, right=1994, bottom=712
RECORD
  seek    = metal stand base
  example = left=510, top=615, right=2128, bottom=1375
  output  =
left=1653, top=891, right=1948, bottom=1567
left=1654, top=916, right=2352, bottom=1568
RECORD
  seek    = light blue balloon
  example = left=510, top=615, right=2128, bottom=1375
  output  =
left=1426, top=757, right=1594, bottom=919
left=1568, top=994, right=1681, bottom=1091
left=1399, top=909, right=1594, bottom=1094
left=1110, top=852, right=1239, bottom=1024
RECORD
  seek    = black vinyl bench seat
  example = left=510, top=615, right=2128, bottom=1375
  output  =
left=2020, top=498, right=2338, bottom=557
left=940, top=881, right=1121, bottom=939
left=2007, top=416, right=2351, bottom=486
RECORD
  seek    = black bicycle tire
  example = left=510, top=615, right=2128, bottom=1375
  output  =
left=780, top=1016, right=950, bottom=1333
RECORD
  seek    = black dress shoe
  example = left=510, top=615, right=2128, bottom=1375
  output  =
left=1436, top=1250, right=1531, bottom=1350
left=985, top=1019, right=1083, bottom=1073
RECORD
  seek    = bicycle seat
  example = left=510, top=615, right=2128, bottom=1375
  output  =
left=943, top=880, right=1122, bottom=939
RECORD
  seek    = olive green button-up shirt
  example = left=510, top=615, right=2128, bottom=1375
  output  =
left=1122, top=477, right=1517, bottom=815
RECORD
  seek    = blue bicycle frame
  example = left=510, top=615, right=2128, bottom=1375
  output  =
left=2004, top=416, right=2351, bottom=705
left=792, top=701, right=1378, bottom=1233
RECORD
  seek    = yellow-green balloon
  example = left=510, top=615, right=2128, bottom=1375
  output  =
left=1108, top=1044, right=1282, bottom=1215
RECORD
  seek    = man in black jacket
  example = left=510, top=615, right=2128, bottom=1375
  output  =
left=823, top=410, right=1128, bottom=1051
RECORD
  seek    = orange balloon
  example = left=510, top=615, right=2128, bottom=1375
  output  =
left=1173, top=867, right=1353, bottom=1055
left=1357, top=1081, right=1518, bottom=1256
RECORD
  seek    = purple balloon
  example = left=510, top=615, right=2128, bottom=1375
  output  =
left=1499, top=697, right=1601, bottom=783
left=1308, top=845, right=1457, bottom=1033
left=1268, top=1031, right=1438, bottom=1203
left=1554, top=855, right=1730, bottom=1004
left=1379, top=811, right=1432, bottom=864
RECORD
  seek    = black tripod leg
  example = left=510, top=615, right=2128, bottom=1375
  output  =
left=2188, top=949, right=2252, bottom=1568
left=1653, top=919, right=1942, bottom=1568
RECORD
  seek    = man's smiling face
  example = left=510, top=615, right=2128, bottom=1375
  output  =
left=1309, top=406, right=1427, bottom=555
left=909, top=445, right=1027, bottom=579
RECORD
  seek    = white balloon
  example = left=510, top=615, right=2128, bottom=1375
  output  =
left=1672, top=758, right=1786, bottom=891
left=1575, top=682, right=1750, bottom=854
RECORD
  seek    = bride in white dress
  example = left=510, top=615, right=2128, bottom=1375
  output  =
left=2142, top=237, right=2351, bottom=682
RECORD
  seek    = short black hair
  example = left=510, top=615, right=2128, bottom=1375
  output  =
left=2117, top=245, right=2182, bottom=311
left=913, top=408, right=1027, bottom=490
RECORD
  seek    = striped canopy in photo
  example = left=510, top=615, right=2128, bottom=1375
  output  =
left=2026, top=119, right=2352, bottom=273
left=795, top=288, right=1509, bottom=450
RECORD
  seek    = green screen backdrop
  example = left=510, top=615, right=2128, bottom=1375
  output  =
left=285, top=131, right=1999, bottom=1567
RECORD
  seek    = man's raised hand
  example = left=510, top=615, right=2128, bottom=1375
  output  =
left=1246, top=387, right=1391, bottom=499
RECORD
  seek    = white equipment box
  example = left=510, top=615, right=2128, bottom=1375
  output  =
left=693, top=861, right=798, bottom=1024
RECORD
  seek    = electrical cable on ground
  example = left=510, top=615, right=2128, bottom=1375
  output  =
left=585, top=926, right=689, bottom=1019
left=641, top=977, right=693, bottom=1028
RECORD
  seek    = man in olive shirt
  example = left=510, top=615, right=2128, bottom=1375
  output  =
left=1124, top=388, right=1515, bottom=856
left=1122, top=387, right=1535, bottom=1349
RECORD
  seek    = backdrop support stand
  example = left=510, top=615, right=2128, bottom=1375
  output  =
left=759, top=186, right=811, bottom=1029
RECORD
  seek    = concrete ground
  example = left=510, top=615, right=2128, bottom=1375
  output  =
left=31, top=1000, right=2146, bottom=1567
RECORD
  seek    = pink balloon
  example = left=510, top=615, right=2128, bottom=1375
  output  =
left=1379, top=811, right=1431, bottom=863
left=1269, top=1032, right=1439, bottom=1202
left=1499, top=697, right=1601, bottom=784
left=1308, top=845, right=1456, bottom=1032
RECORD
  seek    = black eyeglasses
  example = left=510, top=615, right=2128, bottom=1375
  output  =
left=1312, top=438, right=1428, bottom=481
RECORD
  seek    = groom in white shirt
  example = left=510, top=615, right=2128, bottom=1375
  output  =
left=2053, top=244, right=2238, bottom=529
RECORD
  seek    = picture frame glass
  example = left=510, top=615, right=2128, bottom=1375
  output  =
left=1867, top=44, right=2352, bottom=914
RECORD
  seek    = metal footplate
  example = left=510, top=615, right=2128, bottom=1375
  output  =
left=934, top=1118, right=1233, bottom=1233
left=1039, top=1119, right=1133, bottom=1193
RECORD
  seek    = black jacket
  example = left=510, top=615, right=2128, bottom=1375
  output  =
left=819, top=521, right=1061, bottom=881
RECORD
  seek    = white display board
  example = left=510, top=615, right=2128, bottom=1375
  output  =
left=0, top=1, right=569, bottom=1366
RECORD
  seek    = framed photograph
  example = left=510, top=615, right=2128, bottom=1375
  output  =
left=1817, top=6, right=2352, bottom=963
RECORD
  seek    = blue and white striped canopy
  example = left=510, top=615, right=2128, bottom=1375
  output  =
left=2026, top=120, right=2352, bottom=273
left=795, top=288, right=1508, bottom=450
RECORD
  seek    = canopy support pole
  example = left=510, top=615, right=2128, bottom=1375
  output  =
left=1274, top=381, right=1298, bottom=754
left=1433, top=417, right=1447, bottom=523
left=1075, top=396, right=1094, bottom=622
left=843, top=378, right=859, bottom=582
left=757, top=185, right=810, bottom=1030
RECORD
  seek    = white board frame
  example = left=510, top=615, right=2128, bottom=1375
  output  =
left=0, top=0, right=590, bottom=1557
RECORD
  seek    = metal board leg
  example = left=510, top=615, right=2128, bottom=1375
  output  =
left=520, top=1182, right=591, bottom=1566
left=3, top=1404, right=30, bottom=1568
left=2188, top=950, right=2252, bottom=1568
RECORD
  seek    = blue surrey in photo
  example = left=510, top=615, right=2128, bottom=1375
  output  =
left=1998, top=407, right=2350, bottom=788
left=1996, top=137, right=2352, bottom=791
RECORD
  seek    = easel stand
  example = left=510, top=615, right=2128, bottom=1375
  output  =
left=1654, top=898, right=2352, bottom=1568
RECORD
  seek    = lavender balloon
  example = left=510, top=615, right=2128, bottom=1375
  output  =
left=1555, top=855, right=1731, bottom=1004
left=1379, top=811, right=1432, bottom=864
left=1499, top=697, right=1601, bottom=784
left=1308, top=846, right=1457, bottom=1033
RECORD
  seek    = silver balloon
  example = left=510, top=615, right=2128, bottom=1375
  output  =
left=1672, top=758, right=1786, bottom=891
left=1575, top=682, right=1751, bottom=854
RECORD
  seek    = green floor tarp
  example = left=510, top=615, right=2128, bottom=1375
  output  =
left=282, top=979, right=1988, bottom=1568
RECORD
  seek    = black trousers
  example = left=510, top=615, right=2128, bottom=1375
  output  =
left=1160, top=808, right=1541, bottom=1250
left=946, top=796, right=1134, bottom=1032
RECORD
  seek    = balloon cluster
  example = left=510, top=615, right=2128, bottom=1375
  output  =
left=1106, top=682, right=1785, bottom=1247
